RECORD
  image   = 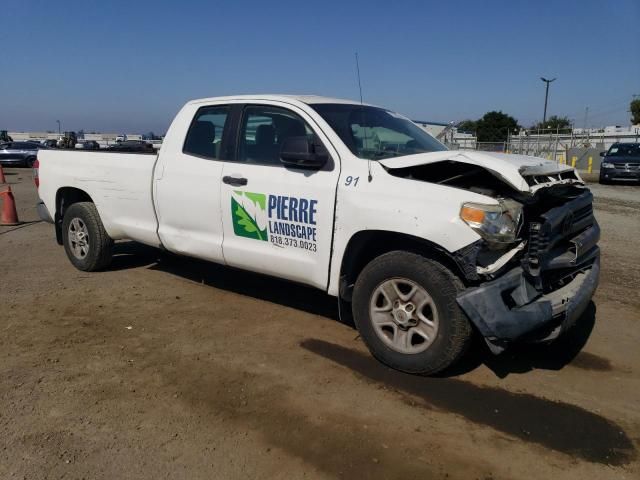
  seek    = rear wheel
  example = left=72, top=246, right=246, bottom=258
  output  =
left=62, top=202, right=113, bottom=271
left=25, top=156, right=36, bottom=168
left=352, top=251, right=472, bottom=375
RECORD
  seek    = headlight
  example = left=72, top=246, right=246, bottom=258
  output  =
left=460, top=199, right=523, bottom=246
left=601, top=162, right=615, bottom=168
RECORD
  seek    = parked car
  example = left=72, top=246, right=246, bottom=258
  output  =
left=80, top=140, right=101, bottom=150
left=0, top=141, right=43, bottom=167
left=599, top=142, right=640, bottom=184
left=42, top=139, right=59, bottom=148
left=35, top=95, right=599, bottom=375
left=107, top=140, right=155, bottom=153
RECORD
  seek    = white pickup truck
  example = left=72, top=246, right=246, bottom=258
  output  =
left=36, top=95, right=600, bottom=375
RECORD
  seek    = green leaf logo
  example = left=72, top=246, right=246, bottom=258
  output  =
left=231, top=191, right=268, bottom=241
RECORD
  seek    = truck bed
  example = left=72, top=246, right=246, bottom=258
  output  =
left=37, top=149, right=161, bottom=247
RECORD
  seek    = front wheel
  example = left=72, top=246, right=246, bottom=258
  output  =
left=352, top=251, right=472, bottom=375
left=62, top=202, right=113, bottom=271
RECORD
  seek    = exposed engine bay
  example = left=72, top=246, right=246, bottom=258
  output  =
left=384, top=159, right=591, bottom=279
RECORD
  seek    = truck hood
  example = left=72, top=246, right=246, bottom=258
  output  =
left=379, top=150, right=579, bottom=193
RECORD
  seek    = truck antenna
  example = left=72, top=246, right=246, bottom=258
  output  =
left=355, top=52, right=364, bottom=104
left=355, top=52, right=373, bottom=182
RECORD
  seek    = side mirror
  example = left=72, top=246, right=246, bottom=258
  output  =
left=599, top=151, right=605, bottom=157
left=280, top=136, right=328, bottom=169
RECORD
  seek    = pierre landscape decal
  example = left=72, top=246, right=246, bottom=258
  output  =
left=231, top=191, right=318, bottom=252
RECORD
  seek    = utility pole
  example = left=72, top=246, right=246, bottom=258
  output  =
left=56, top=120, right=61, bottom=134
left=583, top=106, right=589, bottom=130
left=540, top=77, right=556, bottom=125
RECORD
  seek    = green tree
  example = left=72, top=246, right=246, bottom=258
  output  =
left=457, top=119, right=477, bottom=133
left=532, top=115, right=573, bottom=133
left=631, top=99, right=640, bottom=125
left=475, top=111, right=521, bottom=142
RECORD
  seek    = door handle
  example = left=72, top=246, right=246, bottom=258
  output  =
left=222, top=175, right=248, bottom=187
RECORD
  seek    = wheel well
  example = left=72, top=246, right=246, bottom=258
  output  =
left=338, top=230, right=467, bottom=300
left=54, top=187, right=94, bottom=245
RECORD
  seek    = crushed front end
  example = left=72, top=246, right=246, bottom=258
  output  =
left=382, top=154, right=601, bottom=353
left=456, top=183, right=600, bottom=353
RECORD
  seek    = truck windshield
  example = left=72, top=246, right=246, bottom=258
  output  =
left=310, top=103, right=447, bottom=160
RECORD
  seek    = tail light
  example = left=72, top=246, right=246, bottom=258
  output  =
left=33, top=158, right=40, bottom=188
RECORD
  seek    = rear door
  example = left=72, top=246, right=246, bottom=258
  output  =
left=154, top=104, right=232, bottom=262
left=220, top=102, right=340, bottom=289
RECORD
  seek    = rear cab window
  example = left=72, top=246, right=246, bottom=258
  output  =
left=183, top=106, right=230, bottom=159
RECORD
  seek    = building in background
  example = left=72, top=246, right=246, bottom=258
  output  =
left=412, top=120, right=449, bottom=138
left=413, top=120, right=478, bottom=150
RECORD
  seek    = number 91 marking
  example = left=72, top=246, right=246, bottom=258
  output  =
left=344, top=176, right=360, bottom=187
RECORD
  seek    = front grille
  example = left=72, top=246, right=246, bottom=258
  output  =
left=523, top=190, right=596, bottom=289
left=524, top=170, right=579, bottom=186
left=613, top=162, right=640, bottom=170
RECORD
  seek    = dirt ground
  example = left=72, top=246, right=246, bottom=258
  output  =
left=1, top=167, right=639, bottom=479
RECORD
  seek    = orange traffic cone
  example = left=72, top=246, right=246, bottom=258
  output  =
left=0, top=186, right=20, bottom=226
left=0, top=165, right=6, bottom=184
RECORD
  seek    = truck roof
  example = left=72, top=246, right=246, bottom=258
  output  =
left=187, top=94, right=375, bottom=107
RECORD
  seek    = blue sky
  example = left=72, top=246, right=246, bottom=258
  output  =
left=1, top=0, right=638, bottom=133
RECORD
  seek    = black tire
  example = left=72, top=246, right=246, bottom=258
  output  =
left=25, top=156, right=36, bottom=168
left=352, top=251, right=472, bottom=375
left=62, top=202, right=113, bottom=271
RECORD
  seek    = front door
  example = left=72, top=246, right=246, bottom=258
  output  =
left=220, top=103, right=340, bottom=289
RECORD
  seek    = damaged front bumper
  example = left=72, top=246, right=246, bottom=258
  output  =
left=457, top=249, right=599, bottom=353
left=456, top=188, right=600, bottom=353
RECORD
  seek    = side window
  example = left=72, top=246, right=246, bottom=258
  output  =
left=239, top=106, right=315, bottom=165
left=183, top=106, right=230, bottom=159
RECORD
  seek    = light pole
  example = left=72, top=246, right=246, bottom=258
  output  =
left=56, top=120, right=61, bottom=134
left=540, top=77, right=556, bottom=125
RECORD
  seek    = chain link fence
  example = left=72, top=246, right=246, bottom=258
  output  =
left=505, top=129, right=613, bottom=170
left=440, top=126, right=640, bottom=172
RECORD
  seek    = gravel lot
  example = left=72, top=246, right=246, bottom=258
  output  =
left=1, top=167, right=639, bottom=479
